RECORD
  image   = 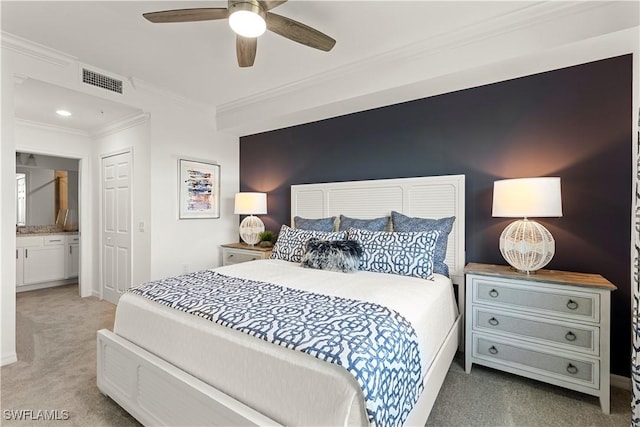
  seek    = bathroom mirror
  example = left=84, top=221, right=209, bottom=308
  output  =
left=16, top=153, right=79, bottom=230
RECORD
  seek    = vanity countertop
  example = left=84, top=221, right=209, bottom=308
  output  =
left=16, top=226, right=78, bottom=236
left=17, top=231, right=78, bottom=236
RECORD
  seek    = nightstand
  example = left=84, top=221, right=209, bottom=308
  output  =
left=221, top=243, right=272, bottom=266
left=464, top=262, right=616, bottom=413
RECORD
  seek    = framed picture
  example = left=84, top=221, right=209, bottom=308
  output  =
left=178, top=159, right=220, bottom=219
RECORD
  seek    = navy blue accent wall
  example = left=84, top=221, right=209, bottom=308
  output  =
left=240, top=55, right=632, bottom=376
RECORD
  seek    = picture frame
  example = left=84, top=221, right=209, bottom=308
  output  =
left=178, top=159, right=220, bottom=219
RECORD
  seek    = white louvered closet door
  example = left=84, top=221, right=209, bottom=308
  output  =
left=101, top=151, right=132, bottom=304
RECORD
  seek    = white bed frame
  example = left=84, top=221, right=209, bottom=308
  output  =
left=97, top=174, right=465, bottom=426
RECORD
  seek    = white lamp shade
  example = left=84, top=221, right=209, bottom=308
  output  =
left=234, top=192, right=267, bottom=215
left=492, top=177, right=562, bottom=218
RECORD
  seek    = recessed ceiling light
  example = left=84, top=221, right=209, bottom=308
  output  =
left=56, top=110, right=72, bottom=117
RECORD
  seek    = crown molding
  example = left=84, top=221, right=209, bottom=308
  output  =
left=14, top=74, right=29, bottom=86
left=15, top=118, right=90, bottom=137
left=216, top=1, right=616, bottom=118
left=129, top=77, right=215, bottom=115
left=15, top=112, right=150, bottom=138
left=2, top=32, right=214, bottom=115
left=1, top=31, right=77, bottom=67
left=91, top=112, right=150, bottom=139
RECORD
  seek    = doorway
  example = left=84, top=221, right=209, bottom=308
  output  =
left=15, top=153, right=81, bottom=294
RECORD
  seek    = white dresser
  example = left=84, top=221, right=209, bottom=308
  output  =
left=464, top=263, right=616, bottom=413
left=221, top=243, right=272, bottom=266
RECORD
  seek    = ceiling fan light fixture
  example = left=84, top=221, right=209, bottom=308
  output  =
left=229, top=2, right=266, bottom=38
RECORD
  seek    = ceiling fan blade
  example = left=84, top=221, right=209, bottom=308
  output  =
left=259, top=1, right=288, bottom=11
left=143, top=8, right=228, bottom=23
left=236, top=36, right=257, bottom=67
left=266, top=13, right=335, bottom=52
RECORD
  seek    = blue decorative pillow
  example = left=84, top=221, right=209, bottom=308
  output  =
left=270, top=225, right=347, bottom=263
left=338, top=215, right=390, bottom=232
left=294, top=216, right=336, bottom=232
left=347, top=227, right=440, bottom=280
left=391, top=211, right=455, bottom=277
left=301, top=239, right=363, bottom=273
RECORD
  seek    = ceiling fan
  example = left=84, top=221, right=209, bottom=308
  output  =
left=143, top=0, right=336, bottom=68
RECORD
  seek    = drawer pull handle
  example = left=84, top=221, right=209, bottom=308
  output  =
left=488, top=317, right=500, bottom=326
left=566, top=364, right=578, bottom=375
left=566, top=299, right=579, bottom=310
left=488, top=346, right=498, bottom=355
left=565, top=331, right=577, bottom=342
left=489, top=289, right=499, bottom=298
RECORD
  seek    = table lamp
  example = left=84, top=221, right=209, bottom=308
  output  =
left=492, top=177, right=562, bottom=273
left=234, top=192, right=267, bottom=246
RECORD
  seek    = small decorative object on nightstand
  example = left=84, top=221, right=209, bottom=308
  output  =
left=464, top=262, right=616, bottom=413
left=221, top=243, right=272, bottom=266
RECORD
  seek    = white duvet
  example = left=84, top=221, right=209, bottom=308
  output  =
left=114, top=259, right=458, bottom=426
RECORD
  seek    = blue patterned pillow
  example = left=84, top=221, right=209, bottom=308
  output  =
left=270, top=225, right=347, bottom=263
left=338, top=215, right=390, bottom=232
left=347, top=228, right=440, bottom=280
left=391, top=211, right=455, bottom=277
left=294, top=216, right=336, bottom=232
left=301, top=239, right=363, bottom=273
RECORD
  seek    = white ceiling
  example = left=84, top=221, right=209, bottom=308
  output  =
left=2, top=1, right=637, bottom=134
left=2, top=1, right=541, bottom=132
left=14, top=78, right=142, bottom=133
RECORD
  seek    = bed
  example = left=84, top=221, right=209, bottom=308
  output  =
left=97, top=174, right=466, bottom=426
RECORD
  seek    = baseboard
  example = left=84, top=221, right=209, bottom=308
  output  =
left=1, top=352, right=17, bottom=366
left=91, top=289, right=101, bottom=298
left=610, top=374, right=631, bottom=391
left=16, top=279, right=77, bottom=293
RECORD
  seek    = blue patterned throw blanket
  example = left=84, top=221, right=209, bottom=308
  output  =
left=129, top=270, right=423, bottom=426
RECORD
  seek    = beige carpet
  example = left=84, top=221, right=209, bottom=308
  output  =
left=1, top=284, right=138, bottom=426
left=0, top=284, right=631, bottom=426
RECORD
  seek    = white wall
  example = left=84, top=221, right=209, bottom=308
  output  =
left=92, top=116, right=151, bottom=293
left=147, top=105, right=238, bottom=280
left=1, top=45, right=18, bottom=365
left=1, top=40, right=240, bottom=365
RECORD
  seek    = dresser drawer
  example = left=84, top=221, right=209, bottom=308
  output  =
left=44, top=235, right=65, bottom=245
left=474, top=335, right=598, bottom=388
left=16, top=236, right=44, bottom=247
left=472, top=277, right=598, bottom=322
left=473, top=307, right=598, bottom=355
left=223, top=250, right=263, bottom=265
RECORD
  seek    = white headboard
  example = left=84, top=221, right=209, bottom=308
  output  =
left=290, top=175, right=466, bottom=286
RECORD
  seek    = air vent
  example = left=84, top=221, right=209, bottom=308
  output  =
left=82, top=68, right=123, bottom=94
